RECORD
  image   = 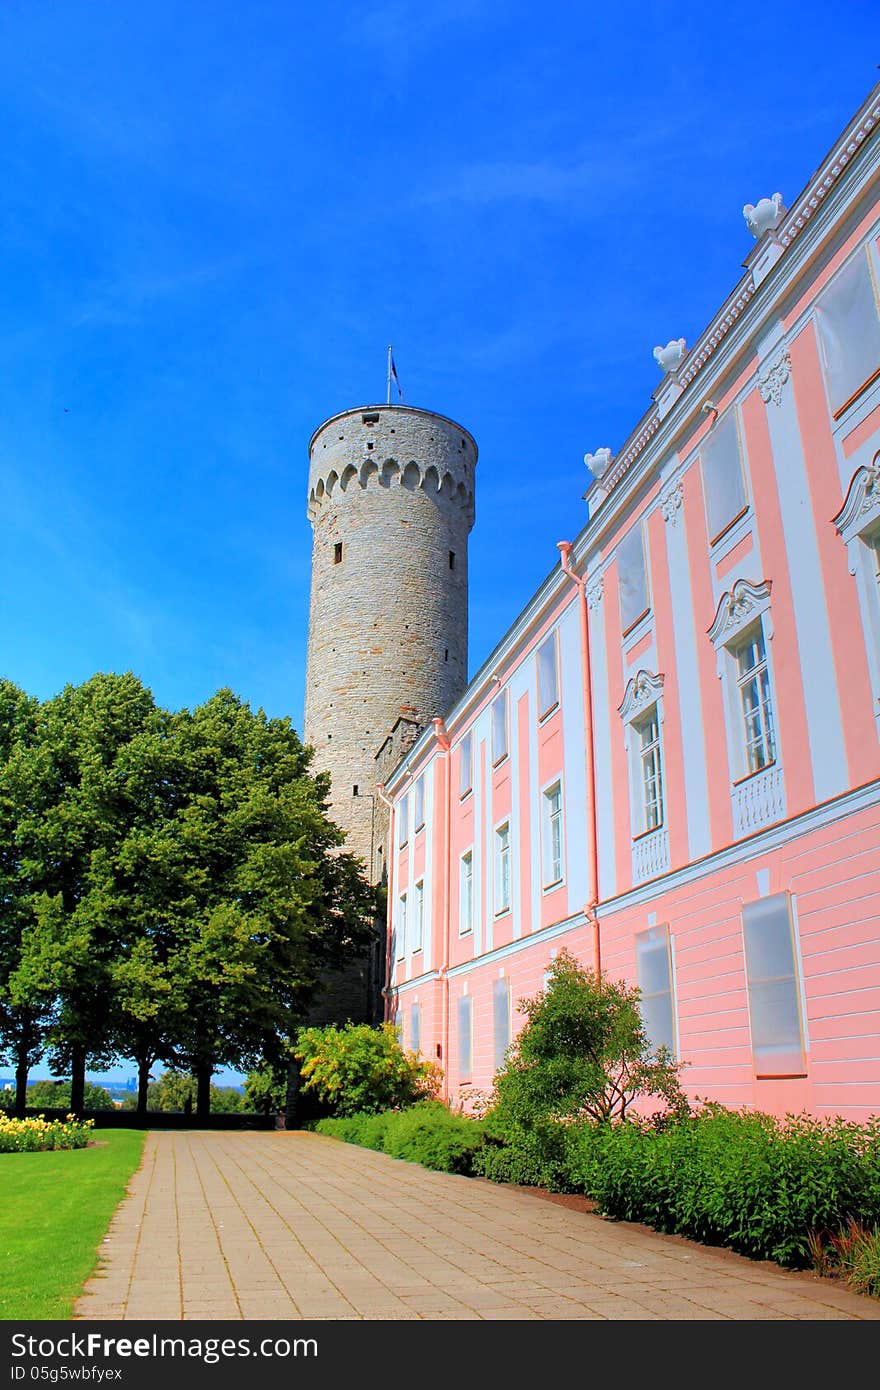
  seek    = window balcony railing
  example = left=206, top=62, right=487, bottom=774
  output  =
left=632, top=826, right=670, bottom=884
left=731, top=762, right=785, bottom=837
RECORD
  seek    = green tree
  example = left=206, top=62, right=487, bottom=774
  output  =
left=161, top=691, right=376, bottom=1119
left=244, top=1059, right=289, bottom=1115
left=0, top=679, right=53, bottom=1117
left=491, top=949, right=688, bottom=1128
left=294, top=1022, right=441, bottom=1117
left=7, top=673, right=161, bottom=1116
left=25, top=1079, right=116, bottom=1110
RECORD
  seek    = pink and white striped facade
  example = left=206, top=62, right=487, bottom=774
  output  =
left=382, top=87, right=880, bottom=1123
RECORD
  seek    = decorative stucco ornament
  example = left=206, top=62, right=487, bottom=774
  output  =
left=743, top=193, right=786, bottom=239
left=653, top=338, right=687, bottom=374
left=584, top=447, right=614, bottom=481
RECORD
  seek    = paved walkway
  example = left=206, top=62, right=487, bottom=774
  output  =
left=75, top=1131, right=880, bottom=1321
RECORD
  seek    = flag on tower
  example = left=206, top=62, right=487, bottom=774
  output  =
left=389, top=348, right=404, bottom=402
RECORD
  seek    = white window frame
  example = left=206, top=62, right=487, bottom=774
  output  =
left=398, top=792, right=409, bottom=847
left=536, top=631, right=559, bottom=719
left=617, top=523, right=651, bottom=636
left=413, top=774, right=425, bottom=832
left=619, top=671, right=669, bottom=881
left=410, top=1001, right=421, bottom=1057
left=815, top=244, right=880, bottom=419
left=412, top=879, right=424, bottom=953
left=741, top=892, right=807, bottom=1077
left=635, top=925, right=678, bottom=1058
left=396, top=893, right=407, bottom=961
left=493, top=976, right=511, bottom=1074
left=459, top=850, right=474, bottom=935
left=491, top=687, right=509, bottom=765
left=540, top=778, right=564, bottom=891
left=457, top=992, right=472, bottom=1082
left=709, top=579, right=785, bottom=836
left=458, top=731, right=473, bottom=798
left=732, top=625, right=777, bottom=777
left=700, top=406, right=750, bottom=548
left=494, top=819, right=511, bottom=916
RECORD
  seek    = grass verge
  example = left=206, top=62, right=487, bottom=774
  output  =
left=0, top=1128, right=146, bottom=1320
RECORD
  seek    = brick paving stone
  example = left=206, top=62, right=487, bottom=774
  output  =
left=74, top=1131, right=880, bottom=1322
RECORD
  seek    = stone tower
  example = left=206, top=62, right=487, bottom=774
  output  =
left=304, top=404, right=478, bottom=901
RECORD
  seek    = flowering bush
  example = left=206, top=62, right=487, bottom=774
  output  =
left=0, top=1113, right=94, bottom=1153
left=294, top=1022, right=442, bottom=1117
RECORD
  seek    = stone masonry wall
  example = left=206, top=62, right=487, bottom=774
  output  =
left=304, top=405, right=477, bottom=880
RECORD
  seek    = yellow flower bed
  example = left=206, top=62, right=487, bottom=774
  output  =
left=0, top=1113, right=94, bottom=1153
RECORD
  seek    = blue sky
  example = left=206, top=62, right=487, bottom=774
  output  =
left=2, top=2, right=877, bottom=1084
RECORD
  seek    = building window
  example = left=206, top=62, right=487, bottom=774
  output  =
left=459, top=851, right=474, bottom=935
left=617, top=525, right=650, bottom=634
left=393, top=1009, right=402, bottom=1043
left=635, top=926, right=676, bottom=1056
left=709, top=580, right=784, bottom=835
left=492, top=688, right=509, bottom=764
left=333, top=541, right=343, bottom=564
left=815, top=247, right=880, bottom=415
left=494, top=822, right=511, bottom=915
left=398, top=793, right=409, bottom=847
left=537, top=631, right=559, bottom=717
left=396, top=893, right=407, bottom=960
left=493, top=978, right=510, bottom=1073
left=541, top=781, right=564, bottom=888
left=414, top=775, right=425, bottom=831
left=635, top=706, right=664, bottom=833
left=457, top=995, right=472, bottom=1081
left=734, top=624, right=777, bottom=776
left=458, top=732, right=473, bottom=798
left=412, top=879, right=424, bottom=952
left=410, top=1002, right=421, bottom=1056
left=449, top=550, right=456, bottom=570
left=742, top=893, right=806, bottom=1075
left=701, top=409, right=748, bottom=544
left=620, top=671, right=670, bottom=882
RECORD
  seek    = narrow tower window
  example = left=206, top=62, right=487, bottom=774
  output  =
left=449, top=551, right=456, bottom=569
left=334, top=542, right=343, bottom=564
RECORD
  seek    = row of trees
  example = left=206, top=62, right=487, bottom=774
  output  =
left=0, top=673, right=376, bottom=1119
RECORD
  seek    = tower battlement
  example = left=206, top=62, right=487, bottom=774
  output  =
left=308, top=405, right=476, bottom=524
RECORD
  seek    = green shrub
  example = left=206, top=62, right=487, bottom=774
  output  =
left=565, top=1106, right=880, bottom=1268
left=315, top=1102, right=484, bottom=1174
left=314, top=1111, right=394, bottom=1151
left=383, top=1102, right=484, bottom=1174
left=294, top=1022, right=441, bottom=1117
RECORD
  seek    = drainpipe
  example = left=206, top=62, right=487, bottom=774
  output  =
left=431, top=717, right=452, bottom=1103
left=556, top=541, right=601, bottom=975
left=375, top=783, right=396, bottom=1016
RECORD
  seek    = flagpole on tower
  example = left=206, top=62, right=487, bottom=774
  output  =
left=386, top=345, right=393, bottom=406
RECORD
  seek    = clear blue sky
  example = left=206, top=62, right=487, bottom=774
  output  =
left=1, top=2, right=876, bottom=1084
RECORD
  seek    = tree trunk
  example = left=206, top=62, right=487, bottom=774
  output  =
left=14, top=1044, right=30, bottom=1120
left=69, top=1042, right=86, bottom=1118
left=195, top=1061, right=212, bottom=1121
left=136, top=1056, right=151, bottom=1119
left=284, top=1057, right=301, bottom=1130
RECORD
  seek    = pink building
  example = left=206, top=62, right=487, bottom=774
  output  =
left=382, top=86, right=880, bottom=1123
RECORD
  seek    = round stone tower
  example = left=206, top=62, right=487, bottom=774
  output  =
left=304, top=403, right=478, bottom=883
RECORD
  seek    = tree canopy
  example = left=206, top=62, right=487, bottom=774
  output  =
left=0, top=674, right=376, bottom=1118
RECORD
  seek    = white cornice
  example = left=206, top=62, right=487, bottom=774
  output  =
left=708, top=578, right=772, bottom=648
left=618, top=669, right=665, bottom=723
left=834, top=456, right=880, bottom=546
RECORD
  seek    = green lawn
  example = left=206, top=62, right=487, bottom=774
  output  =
left=0, top=1129, right=146, bottom=1319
